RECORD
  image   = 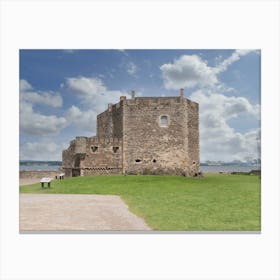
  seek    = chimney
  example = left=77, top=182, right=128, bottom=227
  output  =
left=108, top=103, right=112, bottom=111
left=131, top=90, right=135, bottom=99
left=180, top=88, right=184, bottom=98
left=180, top=88, right=185, bottom=103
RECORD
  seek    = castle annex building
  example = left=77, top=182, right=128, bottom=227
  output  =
left=62, top=89, right=199, bottom=177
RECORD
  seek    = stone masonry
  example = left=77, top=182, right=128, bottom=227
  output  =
left=62, top=89, right=200, bottom=177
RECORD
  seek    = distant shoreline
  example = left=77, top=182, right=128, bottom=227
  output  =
left=201, top=165, right=260, bottom=173
left=19, top=165, right=261, bottom=173
left=20, top=165, right=62, bottom=171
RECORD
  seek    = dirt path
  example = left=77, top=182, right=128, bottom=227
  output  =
left=20, top=194, right=151, bottom=231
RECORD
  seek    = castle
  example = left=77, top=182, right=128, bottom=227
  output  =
left=62, top=89, right=200, bottom=177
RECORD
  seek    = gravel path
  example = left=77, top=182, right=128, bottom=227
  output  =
left=20, top=194, right=151, bottom=231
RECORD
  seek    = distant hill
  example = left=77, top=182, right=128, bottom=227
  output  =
left=201, top=160, right=260, bottom=166
left=20, top=160, right=62, bottom=166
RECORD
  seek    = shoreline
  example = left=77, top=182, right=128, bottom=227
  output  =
left=19, top=169, right=63, bottom=186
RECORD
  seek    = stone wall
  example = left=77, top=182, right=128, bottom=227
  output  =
left=62, top=137, right=86, bottom=176
left=74, top=137, right=87, bottom=153
left=20, top=170, right=62, bottom=179
left=62, top=136, right=123, bottom=177
left=97, top=102, right=124, bottom=138
left=62, top=91, right=200, bottom=177
left=82, top=167, right=122, bottom=176
left=123, top=97, right=190, bottom=175
left=79, top=136, right=123, bottom=176
left=187, top=100, right=200, bottom=175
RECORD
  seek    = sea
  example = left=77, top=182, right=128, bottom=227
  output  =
left=200, top=165, right=261, bottom=173
left=20, top=165, right=62, bottom=171
left=19, top=164, right=261, bottom=173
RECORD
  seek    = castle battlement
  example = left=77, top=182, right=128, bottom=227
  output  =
left=88, top=136, right=122, bottom=145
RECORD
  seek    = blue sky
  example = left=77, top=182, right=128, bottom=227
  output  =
left=19, top=49, right=260, bottom=162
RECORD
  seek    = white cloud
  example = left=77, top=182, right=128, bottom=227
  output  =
left=65, top=76, right=105, bottom=97
left=20, top=79, right=63, bottom=107
left=20, top=101, right=67, bottom=135
left=160, top=50, right=260, bottom=161
left=160, top=55, right=218, bottom=89
left=20, top=79, right=33, bottom=91
left=21, top=91, right=63, bottom=107
left=20, top=79, right=67, bottom=135
left=192, top=90, right=260, bottom=120
left=62, top=77, right=131, bottom=133
left=236, top=49, right=255, bottom=56
left=127, top=62, right=138, bottom=76
left=20, top=140, right=67, bottom=161
left=64, top=76, right=130, bottom=112
left=214, top=49, right=256, bottom=74
left=20, top=77, right=131, bottom=137
left=117, top=49, right=129, bottom=56
left=64, top=105, right=97, bottom=133
left=160, top=50, right=257, bottom=90
left=190, top=90, right=260, bottom=161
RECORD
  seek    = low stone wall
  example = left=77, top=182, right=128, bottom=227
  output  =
left=82, top=167, right=123, bottom=176
left=20, top=170, right=62, bottom=179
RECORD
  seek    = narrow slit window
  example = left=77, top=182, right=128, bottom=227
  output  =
left=135, top=159, right=141, bottom=163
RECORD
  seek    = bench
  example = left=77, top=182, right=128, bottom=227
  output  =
left=55, top=173, right=65, bottom=180
left=40, top=177, right=52, bottom=188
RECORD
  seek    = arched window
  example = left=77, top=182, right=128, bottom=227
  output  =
left=160, top=115, right=168, bottom=126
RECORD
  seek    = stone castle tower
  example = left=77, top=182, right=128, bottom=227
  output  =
left=62, top=89, right=199, bottom=177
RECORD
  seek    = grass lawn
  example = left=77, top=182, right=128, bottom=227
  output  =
left=20, top=174, right=261, bottom=231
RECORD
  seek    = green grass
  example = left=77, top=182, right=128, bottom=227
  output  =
left=20, top=174, right=261, bottom=231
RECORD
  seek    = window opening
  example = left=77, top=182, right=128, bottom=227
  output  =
left=152, top=159, right=157, bottom=163
left=160, top=115, right=168, bottom=126
left=113, top=147, right=119, bottom=153
left=91, top=146, right=98, bottom=153
left=135, top=159, right=141, bottom=163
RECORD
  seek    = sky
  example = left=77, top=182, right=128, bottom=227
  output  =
left=19, top=49, right=260, bottom=162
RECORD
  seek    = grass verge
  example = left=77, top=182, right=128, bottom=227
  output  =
left=20, top=174, right=261, bottom=231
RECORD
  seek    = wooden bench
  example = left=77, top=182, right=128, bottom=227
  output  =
left=59, top=173, right=65, bottom=180
left=40, top=177, right=52, bottom=188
